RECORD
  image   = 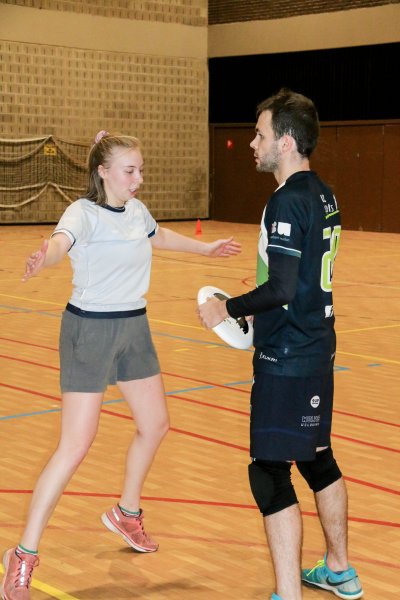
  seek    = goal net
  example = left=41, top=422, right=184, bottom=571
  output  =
left=0, top=135, right=89, bottom=223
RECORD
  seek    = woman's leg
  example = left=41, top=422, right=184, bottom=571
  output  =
left=117, top=374, right=169, bottom=510
left=20, top=392, right=103, bottom=550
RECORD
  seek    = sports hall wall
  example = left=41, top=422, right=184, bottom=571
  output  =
left=1, top=1, right=400, bottom=229
left=0, top=1, right=208, bottom=224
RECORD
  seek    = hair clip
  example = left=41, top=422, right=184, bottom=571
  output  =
left=94, top=130, right=109, bottom=143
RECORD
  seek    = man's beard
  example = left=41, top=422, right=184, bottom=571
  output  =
left=256, top=143, right=279, bottom=173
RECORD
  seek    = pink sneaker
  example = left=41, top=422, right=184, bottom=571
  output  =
left=1, top=548, right=39, bottom=600
left=101, top=505, right=158, bottom=553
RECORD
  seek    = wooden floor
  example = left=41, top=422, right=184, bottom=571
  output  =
left=0, top=221, right=399, bottom=599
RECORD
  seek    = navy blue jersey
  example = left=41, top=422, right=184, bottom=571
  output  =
left=252, top=171, right=341, bottom=377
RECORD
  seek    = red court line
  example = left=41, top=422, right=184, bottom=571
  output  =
left=0, top=383, right=59, bottom=401
left=0, top=354, right=59, bottom=370
left=301, top=510, right=400, bottom=529
left=332, top=433, right=400, bottom=454
left=1, top=384, right=400, bottom=496
left=101, top=407, right=249, bottom=451
left=343, top=476, right=400, bottom=496
left=162, top=370, right=249, bottom=394
left=169, top=393, right=250, bottom=416
left=0, top=518, right=398, bottom=569
left=2, top=347, right=399, bottom=431
left=2, top=380, right=399, bottom=458
left=0, top=489, right=398, bottom=529
left=101, top=407, right=400, bottom=496
left=0, top=336, right=58, bottom=352
left=167, top=395, right=400, bottom=455
left=333, top=408, right=400, bottom=428
left=144, top=395, right=400, bottom=452
left=0, top=354, right=247, bottom=393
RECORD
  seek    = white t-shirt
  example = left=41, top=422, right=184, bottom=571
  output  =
left=52, top=198, right=158, bottom=312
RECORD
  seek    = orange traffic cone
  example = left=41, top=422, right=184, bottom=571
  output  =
left=195, top=218, right=202, bottom=235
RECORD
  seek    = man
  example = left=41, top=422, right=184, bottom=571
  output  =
left=197, top=89, right=363, bottom=600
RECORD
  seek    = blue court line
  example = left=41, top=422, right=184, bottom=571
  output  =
left=0, top=305, right=61, bottom=318
left=1, top=303, right=354, bottom=368
left=0, top=304, right=248, bottom=350
left=0, top=305, right=32, bottom=314
left=152, top=330, right=251, bottom=350
left=0, top=408, right=62, bottom=420
left=0, top=382, right=250, bottom=421
left=0, top=369, right=350, bottom=422
left=0, top=381, right=251, bottom=421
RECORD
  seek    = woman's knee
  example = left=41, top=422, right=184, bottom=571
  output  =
left=56, top=439, right=93, bottom=469
left=138, top=415, right=170, bottom=441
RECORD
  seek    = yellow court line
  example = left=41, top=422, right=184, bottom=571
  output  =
left=335, top=279, right=400, bottom=290
left=0, top=276, right=70, bottom=284
left=149, top=318, right=203, bottom=331
left=0, top=565, right=79, bottom=600
left=0, top=293, right=64, bottom=306
left=336, top=350, right=400, bottom=366
left=338, top=323, right=400, bottom=334
left=152, top=264, right=254, bottom=273
left=1, top=293, right=399, bottom=340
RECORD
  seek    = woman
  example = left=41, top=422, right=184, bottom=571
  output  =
left=1, top=131, right=240, bottom=600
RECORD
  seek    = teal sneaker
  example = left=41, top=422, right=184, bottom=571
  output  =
left=302, top=554, right=363, bottom=599
left=270, top=595, right=283, bottom=600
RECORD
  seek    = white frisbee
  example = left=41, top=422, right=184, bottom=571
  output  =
left=197, top=285, right=253, bottom=350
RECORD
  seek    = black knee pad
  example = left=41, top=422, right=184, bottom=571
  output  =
left=296, top=447, right=342, bottom=492
left=248, top=460, right=298, bottom=516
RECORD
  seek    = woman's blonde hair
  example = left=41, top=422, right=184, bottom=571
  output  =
left=86, top=131, right=141, bottom=206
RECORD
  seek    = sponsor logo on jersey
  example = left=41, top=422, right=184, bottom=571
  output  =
left=278, top=222, right=291, bottom=236
left=259, top=351, right=277, bottom=363
left=271, top=221, right=291, bottom=237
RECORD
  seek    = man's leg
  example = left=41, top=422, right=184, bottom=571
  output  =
left=264, top=503, right=303, bottom=600
left=297, top=449, right=363, bottom=598
left=297, top=446, right=348, bottom=569
left=315, top=476, right=349, bottom=570
left=248, top=460, right=301, bottom=599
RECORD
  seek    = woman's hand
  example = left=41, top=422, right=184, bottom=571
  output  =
left=22, top=239, right=49, bottom=282
left=204, top=237, right=241, bottom=258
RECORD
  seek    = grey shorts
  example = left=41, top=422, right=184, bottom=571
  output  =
left=59, top=310, right=160, bottom=393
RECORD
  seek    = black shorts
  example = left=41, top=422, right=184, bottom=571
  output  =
left=250, top=368, right=334, bottom=462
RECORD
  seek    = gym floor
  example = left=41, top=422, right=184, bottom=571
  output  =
left=0, top=220, right=398, bottom=599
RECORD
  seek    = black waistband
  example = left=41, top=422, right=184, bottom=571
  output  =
left=66, top=302, right=146, bottom=319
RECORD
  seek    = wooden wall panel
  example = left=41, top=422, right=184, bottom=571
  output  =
left=336, top=125, right=383, bottom=231
left=210, top=125, right=275, bottom=223
left=382, top=124, right=400, bottom=233
left=210, top=121, right=400, bottom=232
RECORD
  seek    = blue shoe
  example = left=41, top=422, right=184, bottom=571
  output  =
left=271, top=595, right=282, bottom=600
left=302, top=554, right=363, bottom=599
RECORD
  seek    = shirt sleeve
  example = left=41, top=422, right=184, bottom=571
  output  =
left=139, top=201, right=158, bottom=238
left=226, top=252, right=299, bottom=318
left=266, top=190, right=309, bottom=259
left=51, top=200, right=85, bottom=246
